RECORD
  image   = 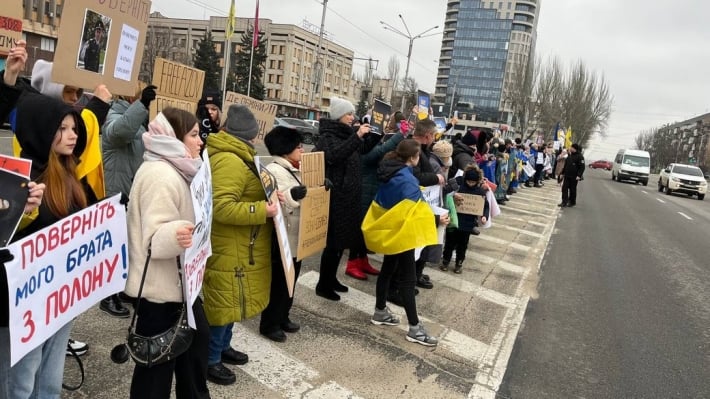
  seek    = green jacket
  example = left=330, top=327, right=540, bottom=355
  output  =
left=203, top=132, right=272, bottom=326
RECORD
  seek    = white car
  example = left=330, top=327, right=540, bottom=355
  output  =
left=304, top=119, right=319, bottom=129
left=657, top=163, right=707, bottom=200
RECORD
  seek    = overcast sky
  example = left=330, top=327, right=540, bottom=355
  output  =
left=151, top=0, right=710, bottom=160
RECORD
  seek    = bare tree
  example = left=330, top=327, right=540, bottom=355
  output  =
left=387, top=55, right=401, bottom=92
left=504, top=54, right=539, bottom=138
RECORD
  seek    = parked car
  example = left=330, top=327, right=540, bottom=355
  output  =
left=274, top=117, right=319, bottom=145
left=304, top=119, right=320, bottom=129
left=657, top=163, right=707, bottom=200
left=590, top=160, right=612, bottom=170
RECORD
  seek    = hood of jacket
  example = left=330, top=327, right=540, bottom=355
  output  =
left=452, top=140, right=475, bottom=158
left=377, top=158, right=408, bottom=183
left=207, top=131, right=256, bottom=163
left=319, top=118, right=354, bottom=140
left=15, top=92, right=87, bottom=177
left=30, top=60, right=67, bottom=101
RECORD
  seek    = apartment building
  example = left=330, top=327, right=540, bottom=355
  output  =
left=11, top=0, right=64, bottom=75
left=434, top=0, right=540, bottom=123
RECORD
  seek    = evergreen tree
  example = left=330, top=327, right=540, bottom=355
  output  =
left=356, top=99, right=368, bottom=118
left=193, top=31, right=222, bottom=92
left=231, top=25, right=267, bottom=100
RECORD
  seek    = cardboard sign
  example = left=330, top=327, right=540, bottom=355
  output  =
left=52, top=0, right=151, bottom=96
left=455, top=193, right=485, bottom=216
left=0, top=1, right=23, bottom=56
left=297, top=186, right=329, bottom=261
left=300, top=152, right=325, bottom=188
left=255, top=158, right=295, bottom=296
left=182, top=152, right=212, bottom=328
left=149, top=96, right=198, bottom=120
left=0, top=169, right=29, bottom=247
left=222, top=91, right=277, bottom=144
left=3, top=195, right=127, bottom=365
left=370, top=99, right=391, bottom=135
left=149, top=57, right=204, bottom=119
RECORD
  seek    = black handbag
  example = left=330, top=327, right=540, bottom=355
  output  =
left=112, top=245, right=194, bottom=368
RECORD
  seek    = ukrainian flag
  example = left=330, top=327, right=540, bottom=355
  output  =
left=362, top=199, right=438, bottom=255
left=565, top=127, right=573, bottom=149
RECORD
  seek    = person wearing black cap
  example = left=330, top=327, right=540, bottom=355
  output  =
left=196, top=91, right=222, bottom=146
left=559, top=143, right=585, bottom=207
left=81, top=20, right=105, bottom=72
left=260, top=126, right=308, bottom=343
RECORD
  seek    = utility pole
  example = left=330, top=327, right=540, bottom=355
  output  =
left=309, top=0, right=328, bottom=112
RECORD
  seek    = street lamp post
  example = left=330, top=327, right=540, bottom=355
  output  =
left=380, top=15, right=439, bottom=113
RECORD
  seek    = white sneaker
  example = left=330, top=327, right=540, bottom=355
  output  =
left=406, top=323, right=438, bottom=346
left=66, top=339, right=88, bottom=356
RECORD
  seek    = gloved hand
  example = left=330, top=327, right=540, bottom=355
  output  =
left=290, top=185, right=307, bottom=201
left=323, top=178, right=334, bottom=191
left=140, top=85, right=158, bottom=109
left=444, top=177, right=459, bottom=193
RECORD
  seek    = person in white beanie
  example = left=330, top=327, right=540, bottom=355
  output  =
left=313, top=97, right=379, bottom=301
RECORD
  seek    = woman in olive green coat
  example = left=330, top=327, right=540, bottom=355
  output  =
left=203, top=105, right=279, bottom=385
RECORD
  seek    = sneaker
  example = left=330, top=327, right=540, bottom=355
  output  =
left=371, top=306, right=400, bottom=326
left=66, top=339, right=88, bottom=356
left=406, top=323, right=438, bottom=347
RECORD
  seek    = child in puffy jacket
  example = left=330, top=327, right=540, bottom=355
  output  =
left=441, top=165, right=490, bottom=274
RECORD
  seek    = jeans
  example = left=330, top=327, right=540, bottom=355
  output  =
left=207, top=323, right=234, bottom=366
left=8, top=320, right=73, bottom=399
left=376, top=250, right=419, bottom=326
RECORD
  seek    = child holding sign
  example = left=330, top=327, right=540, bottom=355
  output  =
left=442, top=165, right=490, bottom=274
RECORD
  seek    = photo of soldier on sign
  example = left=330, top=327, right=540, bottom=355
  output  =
left=77, top=10, right=111, bottom=74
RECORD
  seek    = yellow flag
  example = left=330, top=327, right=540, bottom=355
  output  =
left=565, top=127, right=573, bottom=149
left=226, top=0, right=236, bottom=39
left=362, top=199, right=438, bottom=255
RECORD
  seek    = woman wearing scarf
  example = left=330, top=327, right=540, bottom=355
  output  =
left=124, top=108, right=211, bottom=399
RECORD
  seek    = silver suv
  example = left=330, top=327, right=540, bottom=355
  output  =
left=657, top=163, right=707, bottom=200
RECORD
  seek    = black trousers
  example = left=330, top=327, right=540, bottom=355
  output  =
left=130, top=298, right=210, bottom=399
left=443, top=229, right=471, bottom=263
left=317, top=246, right=344, bottom=291
left=376, top=250, right=419, bottom=326
left=533, top=164, right=544, bottom=185
left=260, top=237, right=302, bottom=334
left=561, top=176, right=579, bottom=205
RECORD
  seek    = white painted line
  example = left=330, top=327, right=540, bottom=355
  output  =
left=426, top=269, right=517, bottom=308
left=474, top=254, right=527, bottom=275
left=656, top=198, right=665, bottom=203
left=238, top=327, right=363, bottom=398
left=494, top=214, right=549, bottom=228
left=678, top=212, right=692, bottom=220
left=498, top=205, right=556, bottom=217
left=299, top=271, right=491, bottom=364
left=494, top=223, right=544, bottom=239
left=507, top=195, right=557, bottom=206
left=476, top=234, right=532, bottom=252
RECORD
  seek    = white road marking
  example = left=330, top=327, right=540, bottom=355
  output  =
left=238, top=328, right=363, bottom=398
left=494, top=224, right=544, bottom=239
left=477, top=234, right=533, bottom=252
left=497, top=205, right=556, bottom=217
left=494, top=214, right=548, bottom=228
left=474, top=253, right=527, bottom=275
left=656, top=198, right=665, bottom=203
left=678, top=212, right=692, bottom=220
left=299, top=271, right=491, bottom=364
left=426, top=269, right=518, bottom=309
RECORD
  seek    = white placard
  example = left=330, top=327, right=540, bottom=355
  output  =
left=422, top=185, right=442, bottom=208
left=182, top=152, right=212, bottom=328
left=4, top=195, right=127, bottom=365
left=114, top=24, right=139, bottom=81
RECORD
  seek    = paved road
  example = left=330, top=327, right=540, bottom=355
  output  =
left=499, top=168, right=710, bottom=398
left=1, top=128, right=564, bottom=398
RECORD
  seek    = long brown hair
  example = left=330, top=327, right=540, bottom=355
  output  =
left=40, top=115, right=87, bottom=218
left=383, top=138, right=420, bottom=162
left=162, top=107, right=198, bottom=140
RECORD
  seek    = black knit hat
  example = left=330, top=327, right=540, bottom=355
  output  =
left=198, top=91, right=222, bottom=111
left=264, top=126, right=302, bottom=156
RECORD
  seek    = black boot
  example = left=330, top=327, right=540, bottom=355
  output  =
left=100, top=294, right=130, bottom=318
left=453, top=259, right=464, bottom=274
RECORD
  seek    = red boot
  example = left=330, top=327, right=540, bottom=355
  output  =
left=358, top=257, right=380, bottom=276
left=345, top=259, right=367, bottom=280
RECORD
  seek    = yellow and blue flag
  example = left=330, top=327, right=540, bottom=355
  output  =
left=362, top=199, right=438, bottom=255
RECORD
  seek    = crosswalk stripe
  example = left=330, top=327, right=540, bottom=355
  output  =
left=496, top=205, right=555, bottom=217
left=298, top=271, right=491, bottom=364
left=507, top=195, right=555, bottom=206
left=237, top=328, right=363, bottom=398
left=425, top=269, right=517, bottom=308
left=494, top=214, right=549, bottom=228
left=476, top=234, right=532, bottom=252
left=473, top=253, right=527, bottom=275
left=493, top=223, right=544, bottom=238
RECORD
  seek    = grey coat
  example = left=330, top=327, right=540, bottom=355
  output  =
left=101, top=99, right=148, bottom=198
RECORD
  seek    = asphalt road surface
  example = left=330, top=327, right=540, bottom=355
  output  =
left=499, top=168, right=710, bottom=398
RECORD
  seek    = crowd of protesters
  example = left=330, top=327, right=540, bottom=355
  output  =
left=0, top=40, right=583, bottom=398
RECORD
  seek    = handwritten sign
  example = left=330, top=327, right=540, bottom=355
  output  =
left=52, top=0, right=151, bottom=96
left=296, top=152, right=329, bottom=261
left=149, top=57, right=205, bottom=119
left=300, top=152, right=325, bottom=188
left=222, top=91, right=277, bottom=144
left=3, top=195, right=127, bottom=365
left=0, top=1, right=23, bottom=56
left=421, top=185, right=441, bottom=209
left=455, top=193, right=485, bottom=216
left=182, top=152, right=212, bottom=328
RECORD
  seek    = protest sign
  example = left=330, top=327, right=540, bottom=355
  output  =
left=0, top=169, right=29, bottom=247
left=455, top=193, right=485, bottom=216
left=296, top=152, right=329, bottom=261
left=421, top=185, right=441, bottom=209
left=150, top=57, right=205, bottom=119
left=222, top=91, right=277, bottom=144
left=0, top=154, right=31, bottom=178
left=433, top=117, right=447, bottom=134
left=52, top=0, right=151, bottom=96
left=0, top=1, right=23, bottom=56
left=417, top=90, right=431, bottom=120
left=3, top=195, right=127, bottom=365
left=182, top=152, right=212, bottom=328
left=255, top=158, right=295, bottom=296
left=370, top=99, right=391, bottom=135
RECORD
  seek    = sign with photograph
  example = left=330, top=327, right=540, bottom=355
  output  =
left=0, top=1, right=23, bottom=56
left=370, top=99, right=391, bottom=135
left=149, top=57, right=205, bottom=119
left=455, top=193, right=485, bottom=216
left=0, top=169, right=29, bottom=247
left=222, top=91, right=277, bottom=144
left=3, top=195, right=127, bottom=365
left=417, top=90, right=431, bottom=120
left=52, top=0, right=151, bottom=96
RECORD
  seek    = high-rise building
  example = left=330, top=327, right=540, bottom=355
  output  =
left=434, top=0, right=540, bottom=124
